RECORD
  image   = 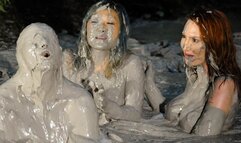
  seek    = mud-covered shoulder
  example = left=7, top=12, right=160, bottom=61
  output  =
left=62, top=77, right=93, bottom=101
left=121, top=54, right=143, bottom=72
left=0, top=79, right=17, bottom=98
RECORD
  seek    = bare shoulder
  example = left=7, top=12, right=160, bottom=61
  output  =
left=209, top=77, right=237, bottom=114
left=122, top=54, right=143, bottom=70
left=213, top=77, right=236, bottom=94
left=126, top=54, right=142, bottom=63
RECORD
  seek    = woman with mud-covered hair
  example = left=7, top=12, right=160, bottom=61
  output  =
left=63, top=0, right=165, bottom=125
left=0, top=23, right=101, bottom=143
left=165, top=7, right=241, bottom=136
left=76, top=0, right=129, bottom=69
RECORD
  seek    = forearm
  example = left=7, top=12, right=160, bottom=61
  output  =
left=144, top=60, right=165, bottom=112
left=105, top=100, right=141, bottom=122
left=66, top=97, right=100, bottom=141
left=194, top=105, right=225, bottom=136
left=145, top=77, right=165, bottom=112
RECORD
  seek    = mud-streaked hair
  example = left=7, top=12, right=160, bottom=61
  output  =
left=16, top=23, right=62, bottom=70
left=187, top=7, right=241, bottom=98
left=75, top=0, right=130, bottom=78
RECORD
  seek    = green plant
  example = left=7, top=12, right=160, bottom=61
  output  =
left=0, top=0, right=10, bottom=12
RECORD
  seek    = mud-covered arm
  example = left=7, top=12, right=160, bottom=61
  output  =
left=194, top=78, right=237, bottom=136
left=65, top=88, right=100, bottom=142
left=144, top=60, right=165, bottom=112
left=103, top=55, right=144, bottom=122
left=194, top=105, right=225, bottom=136
left=123, top=55, right=145, bottom=121
left=165, top=66, right=209, bottom=133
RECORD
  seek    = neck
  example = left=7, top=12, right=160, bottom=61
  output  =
left=91, top=48, right=110, bottom=73
left=202, top=62, right=208, bottom=75
left=15, top=68, right=60, bottom=101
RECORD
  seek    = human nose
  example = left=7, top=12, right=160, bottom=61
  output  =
left=182, top=38, right=191, bottom=51
left=99, top=23, right=107, bottom=33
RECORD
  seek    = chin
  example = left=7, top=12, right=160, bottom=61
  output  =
left=185, top=62, right=199, bottom=68
left=35, top=61, right=55, bottom=72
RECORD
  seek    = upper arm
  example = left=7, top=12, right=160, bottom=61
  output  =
left=195, top=105, right=225, bottom=136
left=208, top=78, right=237, bottom=114
left=124, top=55, right=145, bottom=112
left=65, top=89, right=99, bottom=141
left=194, top=77, right=237, bottom=136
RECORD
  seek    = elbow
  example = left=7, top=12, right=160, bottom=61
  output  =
left=194, top=119, right=223, bottom=136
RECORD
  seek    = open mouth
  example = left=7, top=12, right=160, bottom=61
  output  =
left=184, top=52, right=195, bottom=63
left=185, top=55, right=194, bottom=59
left=41, top=50, right=51, bottom=58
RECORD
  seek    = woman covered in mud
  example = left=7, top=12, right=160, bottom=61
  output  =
left=63, top=0, right=165, bottom=125
left=165, top=7, right=241, bottom=136
left=0, top=23, right=101, bottom=142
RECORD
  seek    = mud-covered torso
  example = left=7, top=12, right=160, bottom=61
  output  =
left=0, top=81, right=79, bottom=143
left=77, top=54, right=143, bottom=107
left=88, top=68, right=126, bottom=106
left=165, top=74, right=240, bottom=134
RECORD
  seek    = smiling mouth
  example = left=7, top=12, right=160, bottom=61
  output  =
left=95, top=37, right=107, bottom=40
left=95, top=34, right=107, bottom=40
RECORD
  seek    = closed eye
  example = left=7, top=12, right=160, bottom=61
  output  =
left=107, top=22, right=115, bottom=25
left=91, top=20, right=98, bottom=24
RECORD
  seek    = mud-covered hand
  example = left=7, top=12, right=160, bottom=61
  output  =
left=165, top=66, right=209, bottom=125
left=88, top=81, right=121, bottom=119
left=101, top=97, right=122, bottom=119
left=185, top=66, right=209, bottom=100
left=178, top=66, right=210, bottom=132
left=88, top=81, right=105, bottom=111
left=194, top=66, right=209, bottom=88
left=181, top=66, right=209, bottom=112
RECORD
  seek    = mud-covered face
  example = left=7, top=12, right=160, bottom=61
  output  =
left=181, top=19, right=206, bottom=67
left=19, top=29, right=61, bottom=71
left=87, top=7, right=120, bottom=50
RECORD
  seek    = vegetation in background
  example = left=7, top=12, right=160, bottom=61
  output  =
left=0, top=0, right=10, bottom=12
